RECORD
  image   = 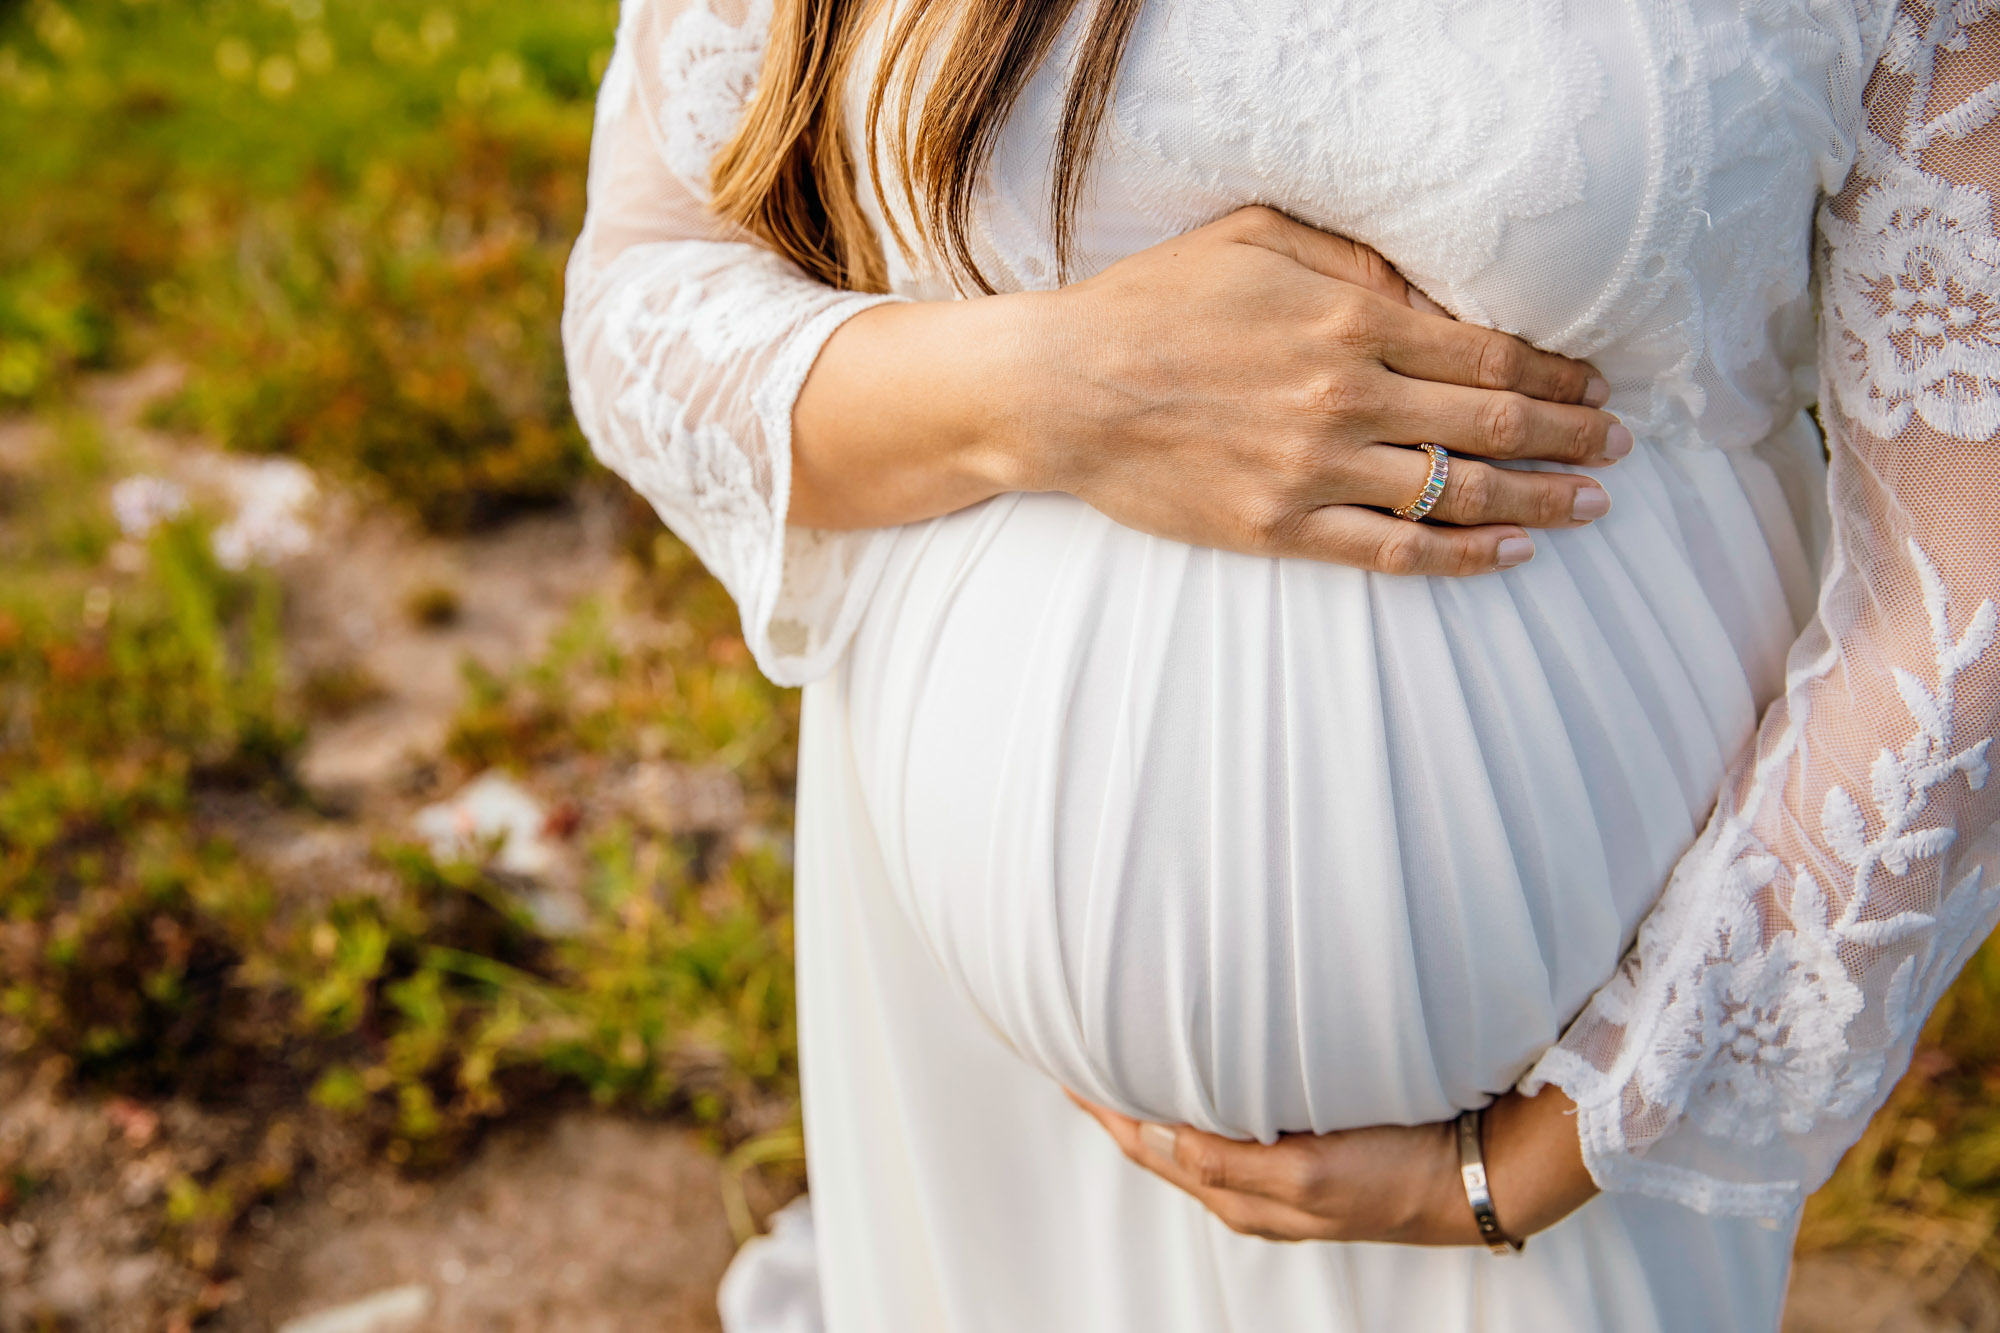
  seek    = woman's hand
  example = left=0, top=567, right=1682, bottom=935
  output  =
left=1069, top=1086, right=1598, bottom=1246
left=793, top=206, right=1628, bottom=577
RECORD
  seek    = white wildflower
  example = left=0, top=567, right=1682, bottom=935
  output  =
left=108, top=475, right=189, bottom=539
left=412, top=772, right=556, bottom=877
left=211, top=457, right=318, bottom=570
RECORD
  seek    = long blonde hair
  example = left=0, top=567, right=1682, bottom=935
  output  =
left=708, top=0, right=1144, bottom=293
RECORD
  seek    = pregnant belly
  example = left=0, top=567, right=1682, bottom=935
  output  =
left=838, top=438, right=1809, bottom=1141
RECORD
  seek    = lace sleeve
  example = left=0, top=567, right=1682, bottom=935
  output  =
left=562, top=0, right=901, bottom=684
left=1521, top=0, right=2000, bottom=1218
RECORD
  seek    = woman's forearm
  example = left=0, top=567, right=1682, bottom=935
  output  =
left=1072, top=1084, right=1596, bottom=1247
left=785, top=209, right=1630, bottom=577
left=790, top=294, right=1052, bottom=529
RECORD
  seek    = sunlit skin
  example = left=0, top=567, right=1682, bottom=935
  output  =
left=1069, top=1086, right=1598, bottom=1246
left=793, top=207, right=1629, bottom=579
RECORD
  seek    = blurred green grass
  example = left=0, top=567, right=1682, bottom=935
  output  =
left=3, top=0, right=2000, bottom=1304
left=1, top=0, right=606, bottom=526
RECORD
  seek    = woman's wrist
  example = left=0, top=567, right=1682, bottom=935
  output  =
left=1409, top=1091, right=1596, bottom=1247
left=959, top=289, right=1074, bottom=495
left=1411, top=1119, right=1489, bottom=1247
left=1476, top=1088, right=1598, bottom=1240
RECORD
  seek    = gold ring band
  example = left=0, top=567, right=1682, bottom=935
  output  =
left=1394, top=443, right=1450, bottom=522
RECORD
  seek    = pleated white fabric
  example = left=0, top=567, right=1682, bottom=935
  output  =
left=835, top=424, right=1821, bottom=1146
left=795, top=632, right=1798, bottom=1332
left=772, top=400, right=1830, bottom=1333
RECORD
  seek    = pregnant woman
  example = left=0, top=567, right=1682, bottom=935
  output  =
left=563, top=0, right=2000, bottom=1328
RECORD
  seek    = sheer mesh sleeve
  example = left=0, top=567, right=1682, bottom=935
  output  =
left=562, top=0, right=902, bottom=684
left=1521, top=0, right=2000, bottom=1218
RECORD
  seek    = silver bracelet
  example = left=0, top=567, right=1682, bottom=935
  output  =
left=1455, top=1108, right=1525, bottom=1256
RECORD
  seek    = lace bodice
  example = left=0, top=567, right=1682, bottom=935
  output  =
left=563, top=0, right=2000, bottom=1215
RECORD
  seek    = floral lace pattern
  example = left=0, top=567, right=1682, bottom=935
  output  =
left=1826, top=7, right=2000, bottom=440
left=1137, top=0, right=1605, bottom=297
left=563, top=0, right=900, bottom=685
left=655, top=0, right=772, bottom=200
left=1524, top=0, right=2000, bottom=1216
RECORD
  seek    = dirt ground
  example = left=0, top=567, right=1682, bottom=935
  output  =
left=230, top=1114, right=740, bottom=1332
left=2, top=367, right=758, bottom=1332
left=3, top=1050, right=1987, bottom=1333
left=2, top=368, right=1995, bottom=1332
left=0, top=1061, right=749, bottom=1332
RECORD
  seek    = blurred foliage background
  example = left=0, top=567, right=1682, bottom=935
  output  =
left=2, top=0, right=2000, bottom=1325
left=0, top=0, right=600, bottom=526
left=1, top=0, right=809, bottom=1322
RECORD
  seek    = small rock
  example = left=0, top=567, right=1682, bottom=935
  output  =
left=211, top=456, right=318, bottom=570
left=412, top=772, right=555, bottom=877
left=275, top=1284, right=434, bottom=1333
left=108, top=475, right=189, bottom=539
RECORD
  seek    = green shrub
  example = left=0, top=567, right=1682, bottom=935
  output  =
left=0, top=424, right=296, bottom=1095
left=2, top=419, right=799, bottom=1169
left=0, top=0, right=613, bottom=525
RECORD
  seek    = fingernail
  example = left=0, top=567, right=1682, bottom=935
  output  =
left=1140, top=1122, right=1179, bottom=1163
left=1570, top=486, right=1611, bottom=522
left=1496, top=536, right=1535, bottom=568
left=1583, top=376, right=1611, bottom=407
left=1602, top=423, right=1634, bottom=460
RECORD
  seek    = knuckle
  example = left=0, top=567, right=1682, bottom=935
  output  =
left=1224, top=204, right=1285, bottom=242
left=1475, top=394, right=1531, bottom=457
left=1570, top=413, right=1602, bottom=463
left=1473, top=335, right=1527, bottom=389
left=1538, top=481, right=1576, bottom=526
left=1371, top=525, right=1429, bottom=576
left=1188, top=1145, right=1233, bottom=1192
left=1446, top=463, right=1493, bottom=518
left=1319, top=289, right=1376, bottom=348
left=1298, top=370, right=1371, bottom=425
left=1345, top=240, right=1400, bottom=296
left=1552, top=360, right=1588, bottom=402
left=1242, top=496, right=1303, bottom=552
left=1276, top=1153, right=1320, bottom=1208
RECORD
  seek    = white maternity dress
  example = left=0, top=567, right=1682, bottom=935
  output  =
left=562, top=0, right=2000, bottom=1328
